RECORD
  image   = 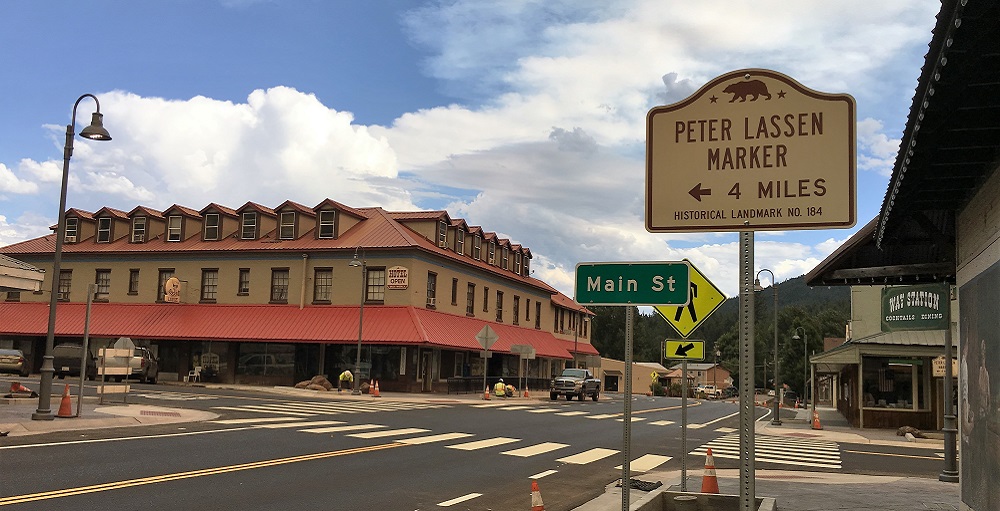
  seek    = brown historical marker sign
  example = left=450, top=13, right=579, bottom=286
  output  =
left=646, top=69, right=856, bottom=232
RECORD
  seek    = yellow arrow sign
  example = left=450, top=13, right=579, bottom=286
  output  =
left=663, top=339, right=705, bottom=360
left=654, top=260, right=726, bottom=338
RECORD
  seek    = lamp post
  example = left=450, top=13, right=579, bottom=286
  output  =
left=714, top=348, right=721, bottom=390
left=33, top=94, right=112, bottom=421
left=755, top=269, right=780, bottom=426
left=792, top=327, right=807, bottom=406
left=573, top=315, right=589, bottom=368
left=348, top=248, right=366, bottom=395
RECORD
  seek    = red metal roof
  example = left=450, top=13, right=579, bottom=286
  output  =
left=0, top=302, right=598, bottom=358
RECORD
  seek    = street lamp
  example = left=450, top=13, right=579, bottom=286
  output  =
left=714, top=348, right=721, bottom=390
left=755, top=268, right=780, bottom=426
left=792, top=327, right=807, bottom=407
left=33, top=94, right=112, bottom=421
left=573, top=315, right=589, bottom=368
left=348, top=248, right=366, bottom=395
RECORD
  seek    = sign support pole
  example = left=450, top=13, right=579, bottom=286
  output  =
left=739, top=230, right=756, bottom=511
left=940, top=320, right=959, bottom=482
left=622, top=306, right=634, bottom=510
left=681, top=358, right=688, bottom=491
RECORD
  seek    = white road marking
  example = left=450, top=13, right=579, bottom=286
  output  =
left=649, top=420, right=675, bottom=426
left=211, top=406, right=313, bottom=416
left=259, top=420, right=343, bottom=429
left=499, top=406, right=531, bottom=411
left=348, top=428, right=429, bottom=439
left=437, top=493, right=482, bottom=507
left=527, top=408, right=557, bottom=413
left=397, top=432, right=473, bottom=445
left=587, top=414, right=620, bottom=419
left=616, top=416, right=647, bottom=422
left=556, top=448, right=619, bottom=464
left=211, top=417, right=303, bottom=424
left=715, top=427, right=737, bottom=433
left=447, top=437, right=521, bottom=451
left=618, top=454, right=672, bottom=472
left=556, top=411, right=588, bottom=417
left=529, top=470, right=558, bottom=479
left=299, top=424, right=386, bottom=434
left=502, top=442, right=569, bottom=457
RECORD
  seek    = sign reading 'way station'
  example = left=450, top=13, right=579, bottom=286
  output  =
left=646, top=68, right=857, bottom=232
left=575, top=261, right=690, bottom=306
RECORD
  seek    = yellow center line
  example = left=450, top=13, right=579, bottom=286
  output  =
left=842, top=449, right=942, bottom=461
left=0, top=442, right=403, bottom=506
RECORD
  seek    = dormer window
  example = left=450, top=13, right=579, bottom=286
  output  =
left=473, top=235, right=482, bottom=260
left=488, top=241, right=496, bottom=264
left=515, top=253, right=522, bottom=275
left=204, top=213, right=220, bottom=241
left=502, top=247, right=509, bottom=270
left=438, top=221, right=448, bottom=248
left=279, top=212, right=295, bottom=240
left=241, top=212, right=257, bottom=239
left=132, top=217, right=146, bottom=243
left=97, top=217, right=112, bottom=243
left=318, top=210, right=336, bottom=239
left=524, top=257, right=530, bottom=277
left=167, top=215, right=182, bottom=242
left=64, top=217, right=79, bottom=243
left=456, top=229, right=465, bottom=255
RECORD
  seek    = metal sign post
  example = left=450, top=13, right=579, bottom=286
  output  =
left=739, top=231, right=756, bottom=511
left=622, top=306, right=634, bottom=510
left=681, top=358, right=688, bottom=491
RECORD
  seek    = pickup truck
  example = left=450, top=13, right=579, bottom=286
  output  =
left=550, top=368, right=601, bottom=401
left=697, top=384, right=723, bottom=399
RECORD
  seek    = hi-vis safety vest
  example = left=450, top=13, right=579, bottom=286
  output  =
left=494, top=381, right=506, bottom=396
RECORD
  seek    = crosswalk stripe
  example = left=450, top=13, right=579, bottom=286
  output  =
left=587, top=414, right=620, bottom=419
left=212, top=406, right=314, bottom=416
left=397, top=432, right=474, bottom=445
left=347, top=428, right=429, bottom=439
left=471, top=403, right=507, bottom=408
left=529, top=470, right=558, bottom=479
left=447, top=437, right=521, bottom=451
left=259, top=420, right=344, bottom=429
left=502, top=442, right=569, bottom=457
left=715, top=427, right=737, bottom=433
left=621, top=454, right=672, bottom=472
left=556, top=411, right=589, bottom=417
left=299, top=424, right=386, bottom=434
left=437, top=493, right=482, bottom=507
left=211, top=417, right=303, bottom=424
left=616, top=417, right=647, bottom=422
left=527, top=408, right=557, bottom=413
left=556, top=448, right=619, bottom=465
left=649, top=420, right=675, bottom=426
left=499, top=406, right=531, bottom=411
left=687, top=423, right=705, bottom=429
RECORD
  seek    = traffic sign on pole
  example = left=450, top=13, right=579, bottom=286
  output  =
left=663, top=339, right=706, bottom=361
left=575, top=261, right=690, bottom=306
left=654, top=260, right=727, bottom=338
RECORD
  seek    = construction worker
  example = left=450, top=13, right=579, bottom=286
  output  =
left=338, top=369, right=354, bottom=392
left=494, top=378, right=507, bottom=398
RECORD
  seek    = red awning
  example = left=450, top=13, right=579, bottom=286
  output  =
left=0, top=302, right=598, bottom=359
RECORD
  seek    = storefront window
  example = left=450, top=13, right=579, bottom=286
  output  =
left=862, top=357, right=926, bottom=409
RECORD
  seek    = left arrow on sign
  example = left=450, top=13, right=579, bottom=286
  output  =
left=688, top=183, right=712, bottom=202
left=674, top=342, right=695, bottom=357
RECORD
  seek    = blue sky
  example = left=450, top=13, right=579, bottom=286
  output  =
left=0, top=1, right=940, bottom=297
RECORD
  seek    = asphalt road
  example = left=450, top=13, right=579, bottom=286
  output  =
left=0, top=384, right=946, bottom=510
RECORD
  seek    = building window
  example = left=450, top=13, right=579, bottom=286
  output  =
left=483, top=287, right=489, bottom=312
left=95, top=269, right=111, bottom=300
left=270, top=268, right=289, bottom=303
left=496, top=291, right=504, bottom=322
left=238, top=268, right=250, bottom=295
left=535, top=302, right=541, bottom=329
left=456, top=229, right=465, bottom=255
left=200, top=269, right=218, bottom=302
left=156, top=269, right=175, bottom=302
left=502, top=247, right=509, bottom=270
left=524, top=257, right=530, bottom=276
left=526, top=299, right=531, bottom=322
left=437, top=221, right=448, bottom=248
left=4, top=291, right=19, bottom=302
left=466, top=283, right=475, bottom=316
left=241, top=212, right=257, bottom=240
left=488, top=241, right=496, bottom=264
left=318, top=210, right=336, bottom=239
left=128, top=269, right=140, bottom=295
left=279, top=211, right=295, bottom=240
left=204, top=213, right=220, bottom=241
left=365, top=268, right=386, bottom=303
left=583, top=318, right=588, bottom=337
left=167, top=215, right=182, bottom=242
left=473, top=235, right=482, bottom=260
left=515, top=253, right=522, bottom=275
left=132, top=217, right=146, bottom=243
left=513, top=296, right=520, bottom=325
left=97, top=217, right=112, bottom=243
left=57, top=270, right=72, bottom=301
left=554, top=309, right=559, bottom=331
left=314, top=268, right=333, bottom=303
left=426, top=272, right=437, bottom=307
left=64, top=217, right=78, bottom=242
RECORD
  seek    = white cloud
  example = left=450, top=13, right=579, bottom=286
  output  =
left=857, top=117, right=901, bottom=176
left=0, top=163, right=39, bottom=195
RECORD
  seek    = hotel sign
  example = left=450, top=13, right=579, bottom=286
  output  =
left=646, top=68, right=856, bottom=232
left=881, top=283, right=950, bottom=332
left=387, top=266, right=409, bottom=290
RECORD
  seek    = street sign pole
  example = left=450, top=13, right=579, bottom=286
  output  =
left=681, top=358, right=688, bottom=491
left=739, top=231, right=756, bottom=511
left=622, top=306, right=633, bottom=510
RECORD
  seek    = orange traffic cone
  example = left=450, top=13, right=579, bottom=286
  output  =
left=372, top=381, right=381, bottom=398
left=700, top=448, right=719, bottom=494
left=56, top=384, right=74, bottom=418
left=531, top=480, right=545, bottom=510
left=811, top=410, right=823, bottom=430
left=523, top=388, right=530, bottom=398
left=483, top=387, right=491, bottom=400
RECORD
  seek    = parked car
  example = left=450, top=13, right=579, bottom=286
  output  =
left=0, top=348, right=30, bottom=377
left=52, top=344, right=97, bottom=380
left=549, top=368, right=601, bottom=401
left=696, top=384, right=722, bottom=399
left=130, top=347, right=159, bottom=383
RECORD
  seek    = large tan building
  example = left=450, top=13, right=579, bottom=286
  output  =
left=0, top=199, right=596, bottom=392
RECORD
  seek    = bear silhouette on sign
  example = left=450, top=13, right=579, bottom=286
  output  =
left=723, top=80, right=771, bottom=102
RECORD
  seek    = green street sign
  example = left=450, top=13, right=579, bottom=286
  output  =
left=575, top=261, right=690, bottom=306
left=881, top=283, right=950, bottom=332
